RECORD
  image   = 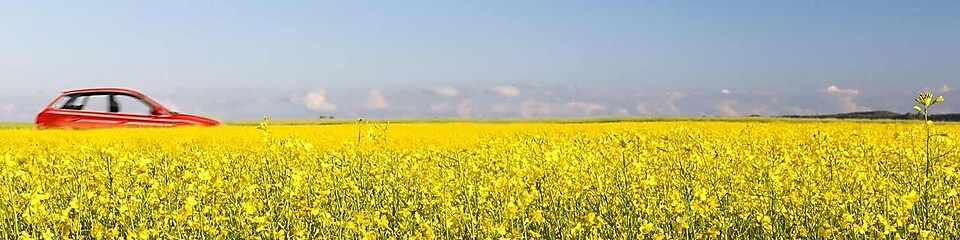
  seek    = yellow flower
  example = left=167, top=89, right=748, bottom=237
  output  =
left=2, top=116, right=959, bottom=238
left=532, top=210, right=546, bottom=224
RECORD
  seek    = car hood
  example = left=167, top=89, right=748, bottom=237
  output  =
left=173, top=113, right=220, bottom=126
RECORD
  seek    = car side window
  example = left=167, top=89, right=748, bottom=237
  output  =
left=113, top=94, right=154, bottom=115
left=81, top=95, right=110, bottom=112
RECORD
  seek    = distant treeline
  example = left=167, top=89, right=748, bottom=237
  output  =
left=782, top=111, right=960, bottom=121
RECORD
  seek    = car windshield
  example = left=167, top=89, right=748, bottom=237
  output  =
left=50, top=96, right=72, bottom=109
left=58, top=94, right=87, bottom=110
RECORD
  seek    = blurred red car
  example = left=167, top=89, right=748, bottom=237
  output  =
left=36, top=87, right=220, bottom=129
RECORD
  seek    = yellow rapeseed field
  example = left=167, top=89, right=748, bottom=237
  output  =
left=2, top=117, right=959, bottom=239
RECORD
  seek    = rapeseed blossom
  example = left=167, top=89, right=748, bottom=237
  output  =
left=0, top=119, right=957, bottom=238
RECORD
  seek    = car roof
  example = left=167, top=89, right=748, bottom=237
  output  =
left=61, top=87, right=145, bottom=95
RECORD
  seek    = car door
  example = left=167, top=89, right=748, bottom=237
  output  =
left=108, top=93, right=180, bottom=127
left=47, top=93, right=124, bottom=128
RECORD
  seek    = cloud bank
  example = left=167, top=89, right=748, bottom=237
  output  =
left=938, top=85, right=953, bottom=93
left=427, top=86, right=459, bottom=98
left=1, top=103, right=15, bottom=115
left=823, top=85, right=868, bottom=112
left=363, top=89, right=389, bottom=109
left=487, top=85, right=521, bottom=98
left=515, top=99, right=607, bottom=118
left=1, top=83, right=946, bottom=121
left=634, top=92, right=684, bottom=116
left=456, top=99, right=473, bottom=117
left=290, top=89, right=337, bottom=111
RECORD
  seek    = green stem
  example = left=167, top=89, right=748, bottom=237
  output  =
left=922, top=110, right=932, bottom=230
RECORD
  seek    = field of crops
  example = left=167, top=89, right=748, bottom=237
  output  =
left=1, top=119, right=959, bottom=239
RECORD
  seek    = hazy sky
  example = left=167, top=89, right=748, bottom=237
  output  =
left=1, top=1, right=958, bottom=121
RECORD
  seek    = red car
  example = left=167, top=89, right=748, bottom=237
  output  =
left=36, top=87, right=220, bottom=129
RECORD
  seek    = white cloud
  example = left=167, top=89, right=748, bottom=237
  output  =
left=713, top=100, right=739, bottom=116
left=427, top=98, right=478, bottom=116
left=428, top=102, right=452, bottom=112
left=939, top=85, right=953, bottom=93
left=616, top=108, right=630, bottom=116
left=786, top=107, right=817, bottom=115
left=515, top=99, right=606, bottom=117
left=290, top=89, right=337, bottom=111
left=664, top=92, right=684, bottom=115
left=714, top=91, right=779, bottom=116
left=749, top=104, right=771, bottom=115
left=721, top=88, right=731, bottom=94
left=921, top=85, right=953, bottom=94
left=519, top=99, right=552, bottom=118
left=634, top=103, right=651, bottom=115
left=491, top=102, right=514, bottom=113
left=428, top=86, right=459, bottom=98
left=562, top=101, right=606, bottom=114
left=456, top=99, right=474, bottom=117
left=823, top=85, right=867, bottom=112
left=634, top=92, right=684, bottom=116
left=824, top=85, right=858, bottom=95
left=487, top=85, right=521, bottom=97
left=0, top=103, right=15, bottom=114
left=634, top=90, right=783, bottom=116
left=363, top=89, right=389, bottom=109
left=0, top=103, right=20, bottom=121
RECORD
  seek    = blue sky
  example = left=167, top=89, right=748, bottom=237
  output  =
left=1, top=1, right=958, bottom=121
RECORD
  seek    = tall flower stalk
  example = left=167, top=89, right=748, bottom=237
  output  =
left=913, top=92, right=944, bottom=230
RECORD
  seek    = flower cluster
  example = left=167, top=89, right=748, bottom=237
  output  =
left=0, top=119, right=958, bottom=239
